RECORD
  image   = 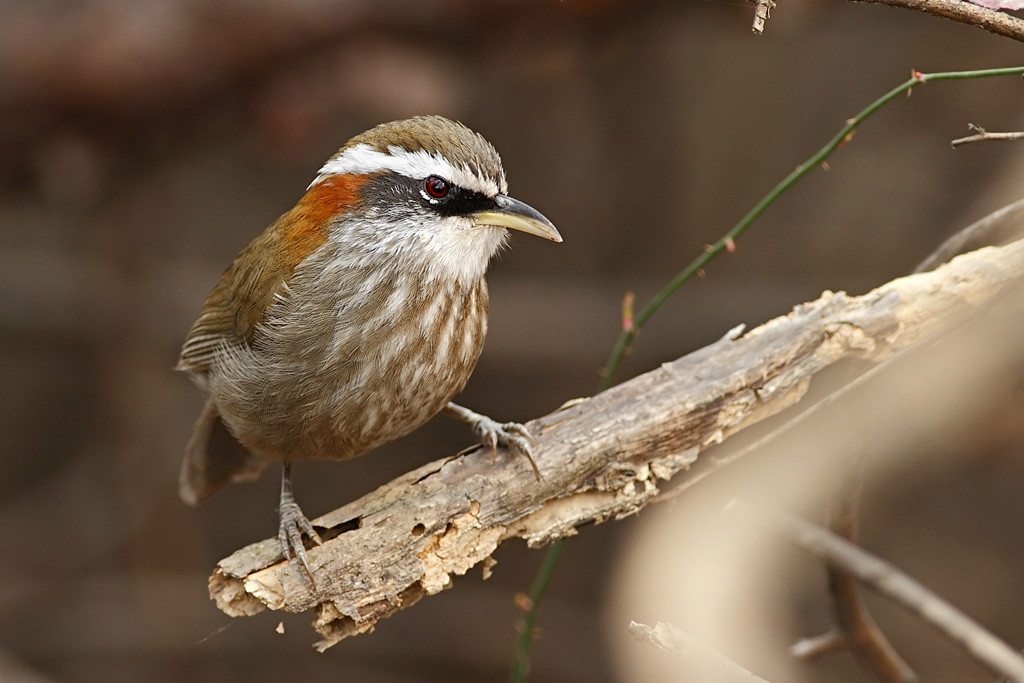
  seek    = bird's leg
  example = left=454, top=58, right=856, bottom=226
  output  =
left=278, top=462, right=322, bottom=586
left=443, top=402, right=541, bottom=480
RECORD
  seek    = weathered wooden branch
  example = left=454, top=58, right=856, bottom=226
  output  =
left=851, top=0, right=1024, bottom=43
left=210, top=237, right=1024, bottom=651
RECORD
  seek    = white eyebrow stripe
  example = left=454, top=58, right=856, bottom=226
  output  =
left=309, top=143, right=501, bottom=196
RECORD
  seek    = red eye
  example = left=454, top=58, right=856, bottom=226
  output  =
left=425, top=176, right=449, bottom=199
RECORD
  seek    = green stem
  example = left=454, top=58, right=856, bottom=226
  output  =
left=603, top=64, right=1024, bottom=385
left=509, top=538, right=566, bottom=683
left=508, top=64, right=1024, bottom=682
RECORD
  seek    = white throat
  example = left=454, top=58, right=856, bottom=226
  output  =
left=330, top=214, right=508, bottom=288
left=416, top=219, right=508, bottom=285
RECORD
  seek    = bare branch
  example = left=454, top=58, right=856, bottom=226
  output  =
left=852, top=0, right=1024, bottom=43
left=951, top=124, right=1024, bottom=148
left=752, top=506, right=1024, bottom=683
left=207, top=235, right=1024, bottom=649
left=915, top=196, right=1024, bottom=273
left=629, top=621, right=773, bottom=683
left=790, top=630, right=845, bottom=659
left=823, top=463, right=918, bottom=683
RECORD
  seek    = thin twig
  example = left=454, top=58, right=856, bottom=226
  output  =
left=853, top=0, right=1024, bottom=43
left=791, top=630, right=845, bottom=659
left=629, top=621, right=774, bottom=683
left=747, top=506, right=1024, bottom=683
left=951, top=123, right=1024, bottom=147
left=824, top=461, right=918, bottom=683
left=599, top=65, right=1024, bottom=388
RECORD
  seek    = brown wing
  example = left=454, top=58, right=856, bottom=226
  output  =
left=175, top=217, right=298, bottom=503
left=176, top=184, right=344, bottom=502
left=177, top=216, right=299, bottom=375
left=177, top=180, right=348, bottom=375
left=175, top=224, right=292, bottom=503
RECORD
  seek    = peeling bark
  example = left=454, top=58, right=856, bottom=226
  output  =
left=209, top=238, right=1024, bottom=650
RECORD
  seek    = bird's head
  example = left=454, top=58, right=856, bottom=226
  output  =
left=299, top=115, right=561, bottom=284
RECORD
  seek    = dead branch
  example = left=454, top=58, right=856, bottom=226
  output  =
left=629, top=621, right=773, bottom=683
left=852, top=0, right=1024, bottom=43
left=791, top=631, right=845, bottom=659
left=207, top=235, right=1024, bottom=650
left=914, top=196, right=1024, bottom=273
left=747, top=506, right=1024, bottom=683
left=823, top=463, right=918, bottom=683
left=951, top=125, right=1024, bottom=148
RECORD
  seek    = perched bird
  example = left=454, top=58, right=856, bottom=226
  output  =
left=177, top=115, right=561, bottom=580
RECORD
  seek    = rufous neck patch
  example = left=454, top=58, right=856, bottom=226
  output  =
left=280, top=173, right=368, bottom=268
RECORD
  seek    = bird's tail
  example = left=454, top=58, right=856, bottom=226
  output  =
left=179, top=398, right=269, bottom=505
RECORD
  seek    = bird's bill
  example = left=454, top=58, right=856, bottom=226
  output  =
left=472, top=195, right=562, bottom=242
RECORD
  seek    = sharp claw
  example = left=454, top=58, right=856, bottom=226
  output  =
left=490, top=424, right=541, bottom=481
left=278, top=500, right=321, bottom=588
left=521, top=447, right=542, bottom=481
left=446, top=404, right=542, bottom=480
left=295, top=545, right=317, bottom=589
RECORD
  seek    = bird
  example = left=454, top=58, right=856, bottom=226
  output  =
left=176, top=115, right=562, bottom=581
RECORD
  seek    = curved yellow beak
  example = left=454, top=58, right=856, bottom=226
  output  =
left=472, top=195, right=562, bottom=243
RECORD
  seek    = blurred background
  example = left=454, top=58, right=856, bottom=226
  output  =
left=2, top=0, right=1024, bottom=680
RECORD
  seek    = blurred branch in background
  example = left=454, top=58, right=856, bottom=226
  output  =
left=820, top=461, right=918, bottom=683
left=629, top=620, right=772, bottom=683
left=751, top=0, right=777, bottom=34
left=623, top=197, right=1024, bottom=681
left=852, top=0, right=1024, bottom=43
left=614, top=235, right=1024, bottom=680
left=759, top=505, right=1024, bottom=683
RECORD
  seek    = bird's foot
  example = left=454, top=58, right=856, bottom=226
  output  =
left=444, top=402, right=541, bottom=480
left=278, top=499, right=322, bottom=586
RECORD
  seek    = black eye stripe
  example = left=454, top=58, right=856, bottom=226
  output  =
left=414, top=175, right=494, bottom=216
left=361, top=172, right=495, bottom=217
